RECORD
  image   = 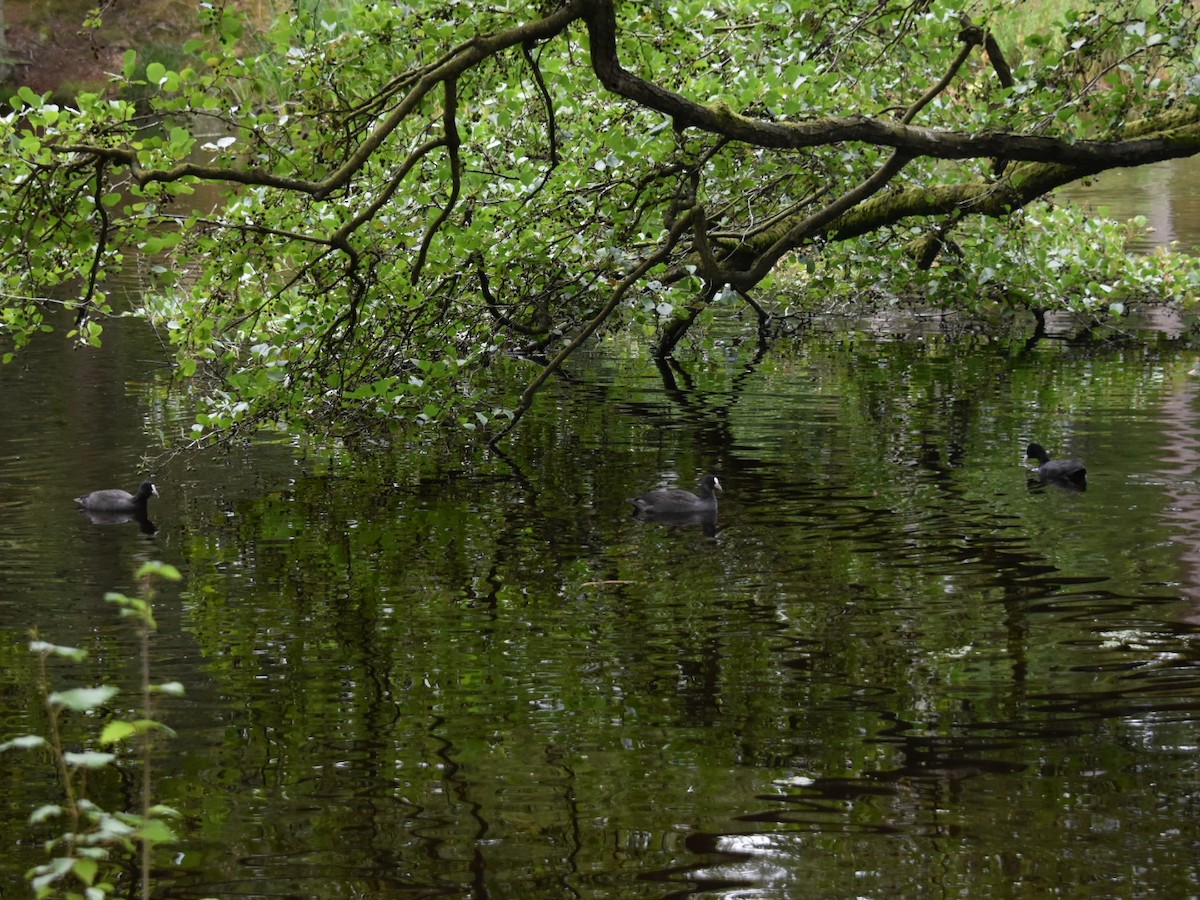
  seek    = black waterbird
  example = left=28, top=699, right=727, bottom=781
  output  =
left=74, top=479, right=159, bottom=513
left=1025, top=443, right=1087, bottom=488
left=628, top=474, right=722, bottom=515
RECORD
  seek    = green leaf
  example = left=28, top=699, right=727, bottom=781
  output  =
left=16, top=85, right=41, bottom=108
left=101, top=718, right=176, bottom=744
left=62, top=751, right=117, bottom=769
left=99, top=721, right=137, bottom=745
left=0, top=734, right=47, bottom=752
left=139, top=818, right=179, bottom=844
left=49, top=686, right=118, bottom=712
left=29, top=856, right=74, bottom=892
left=28, top=804, right=62, bottom=824
left=135, top=561, right=182, bottom=581
left=72, top=857, right=99, bottom=886
left=106, top=592, right=147, bottom=612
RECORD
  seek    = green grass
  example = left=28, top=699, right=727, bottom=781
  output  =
left=983, top=0, right=1162, bottom=56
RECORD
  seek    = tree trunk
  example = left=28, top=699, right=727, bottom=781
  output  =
left=0, top=0, right=12, bottom=86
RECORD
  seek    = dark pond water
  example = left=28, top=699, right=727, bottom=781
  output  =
left=5, top=301, right=1200, bottom=899
left=7, top=156, right=1200, bottom=897
left=1057, top=155, right=1200, bottom=254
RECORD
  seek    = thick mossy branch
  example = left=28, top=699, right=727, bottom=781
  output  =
left=581, top=0, right=1200, bottom=167
left=722, top=150, right=915, bottom=287
left=823, top=107, right=1200, bottom=243
left=829, top=182, right=1022, bottom=242
left=579, top=0, right=1200, bottom=306
left=42, top=0, right=1200, bottom=205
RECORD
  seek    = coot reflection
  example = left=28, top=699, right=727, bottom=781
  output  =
left=77, top=508, right=158, bottom=535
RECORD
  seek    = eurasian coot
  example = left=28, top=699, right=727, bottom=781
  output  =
left=74, top=480, right=159, bottom=513
left=628, top=475, right=721, bottom=514
left=1025, top=444, right=1086, bottom=485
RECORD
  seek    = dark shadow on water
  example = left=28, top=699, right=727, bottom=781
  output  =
left=77, top=508, right=159, bottom=534
left=631, top=506, right=719, bottom=537
left=1026, top=474, right=1087, bottom=493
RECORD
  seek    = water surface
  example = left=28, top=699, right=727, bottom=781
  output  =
left=1058, top=155, right=1200, bottom=253
left=3, top=313, right=1200, bottom=897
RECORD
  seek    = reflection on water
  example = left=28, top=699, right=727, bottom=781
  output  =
left=1058, top=155, right=1200, bottom=253
left=1152, top=372, right=1200, bottom=615
left=76, top=507, right=159, bottom=533
left=631, top=504, right=720, bottom=537
left=5, top=318, right=1200, bottom=896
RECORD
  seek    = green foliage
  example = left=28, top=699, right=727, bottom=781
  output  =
left=798, top=200, right=1200, bottom=319
left=0, top=0, right=1198, bottom=443
left=1, top=562, right=184, bottom=900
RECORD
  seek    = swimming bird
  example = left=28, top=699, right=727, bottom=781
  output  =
left=628, top=474, right=721, bottom=515
left=74, top=480, right=159, bottom=513
left=1025, top=443, right=1086, bottom=486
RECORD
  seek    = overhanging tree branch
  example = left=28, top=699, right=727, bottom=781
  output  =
left=413, top=76, right=462, bottom=284
left=489, top=206, right=699, bottom=445
left=581, top=0, right=1200, bottom=168
left=5, top=0, right=1200, bottom=447
left=76, top=157, right=109, bottom=330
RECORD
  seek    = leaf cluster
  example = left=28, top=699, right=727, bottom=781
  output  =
left=0, top=562, right=184, bottom=900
